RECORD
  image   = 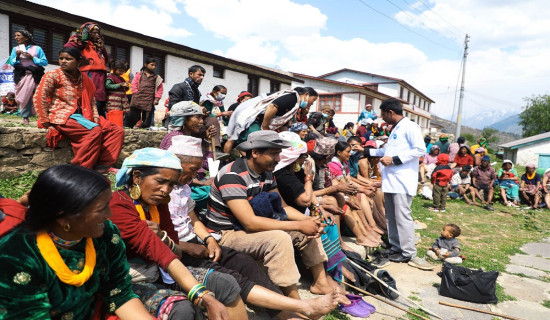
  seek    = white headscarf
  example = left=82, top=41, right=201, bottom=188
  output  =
left=274, top=131, right=307, bottom=172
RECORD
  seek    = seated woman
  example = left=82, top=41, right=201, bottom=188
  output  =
left=111, top=148, right=241, bottom=319
left=0, top=165, right=153, bottom=319
left=328, top=141, right=383, bottom=241
left=541, top=169, right=550, bottom=209
left=497, top=160, right=520, bottom=207
left=33, top=47, right=124, bottom=172
left=520, top=163, right=542, bottom=209
left=473, top=147, right=486, bottom=167
left=289, top=122, right=309, bottom=140
left=161, top=102, right=217, bottom=211
left=419, top=145, right=440, bottom=184
left=168, top=135, right=341, bottom=319
left=451, top=145, right=474, bottom=172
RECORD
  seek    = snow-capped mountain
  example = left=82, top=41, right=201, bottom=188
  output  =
left=461, top=110, right=518, bottom=130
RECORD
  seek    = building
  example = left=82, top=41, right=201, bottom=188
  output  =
left=0, top=0, right=299, bottom=120
left=499, top=132, right=550, bottom=168
left=318, top=68, right=434, bottom=131
left=291, top=73, right=396, bottom=129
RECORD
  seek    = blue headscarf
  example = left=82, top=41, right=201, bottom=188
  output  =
left=289, top=122, right=308, bottom=133
left=115, top=148, right=182, bottom=187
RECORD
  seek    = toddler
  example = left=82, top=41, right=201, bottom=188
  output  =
left=429, top=153, right=453, bottom=212
left=427, top=223, right=463, bottom=264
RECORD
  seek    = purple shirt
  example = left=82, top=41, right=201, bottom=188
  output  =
left=472, top=166, right=496, bottom=186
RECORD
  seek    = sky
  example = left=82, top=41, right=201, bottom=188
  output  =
left=27, top=0, right=550, bottom=121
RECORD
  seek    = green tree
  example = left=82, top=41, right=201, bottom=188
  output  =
left=463, top=133, right=476, bottom=144
left=519, top=94, right=550, bottom=137
left=481, top=127, right=499, bottom=144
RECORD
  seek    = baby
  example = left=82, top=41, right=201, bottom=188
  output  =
left=427, top=223, right=463, bottom=264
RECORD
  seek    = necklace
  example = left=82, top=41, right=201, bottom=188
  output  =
left=36, top=232, right=96, bottom=287
left=135, top=202, right=160, bottom=224
left=527, top=171, right=535, bottom=180
left=48, top=231, right=82, bottom=247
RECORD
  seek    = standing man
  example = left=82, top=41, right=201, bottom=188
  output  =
left=361, top=98, right=434, bottom=270
left=356, top=103, right=377, bottom=125
left=168, top=65, right=223, bottom=153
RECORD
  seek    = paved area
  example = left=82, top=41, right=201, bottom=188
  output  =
left=249, top=237, right=550, bottom=319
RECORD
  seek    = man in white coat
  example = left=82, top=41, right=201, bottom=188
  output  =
left=364, top=98, right=434, bottom=270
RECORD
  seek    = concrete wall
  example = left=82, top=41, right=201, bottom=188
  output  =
left=0, top=127, right=167, bottom=178
left=0, top=14, right=9, bottom=59
left=515, top=141, right=550, bottom=166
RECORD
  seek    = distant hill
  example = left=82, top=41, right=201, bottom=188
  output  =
left=488, top=115, right=522, bottom=135
left=431, top=115, right=521, bottom=148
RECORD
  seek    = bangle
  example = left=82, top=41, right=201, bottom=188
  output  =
left=202, top=235, right=214, bottom=246
left=188, top=284, right=207, bottom=304
left=304, top=174, right=313, bottom=183
left=160, top=230, right=168, bottom=242
left=197, top=291, right=215, bottom=308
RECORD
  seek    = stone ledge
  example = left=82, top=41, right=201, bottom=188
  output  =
left=0, top=127, right=168, bottom=178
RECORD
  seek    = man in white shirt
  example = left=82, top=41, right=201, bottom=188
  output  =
left=364, top=98, right=434, bottom=270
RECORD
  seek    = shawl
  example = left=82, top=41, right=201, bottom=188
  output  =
left=274, top=132, right=307, bottom=172
left=115, top=148, right=182, bottom=187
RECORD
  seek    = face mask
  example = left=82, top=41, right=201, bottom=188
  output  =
left=216, top=93, right=226, bottom=101
left=350, top=150, right=357, bottom=156
left=299, top=99, right=307, bottom=108
left=322, top=113, right=329, bottom=118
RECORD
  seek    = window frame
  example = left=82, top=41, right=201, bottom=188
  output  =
left=318, top=93, right=343, bottom=113
left=248, top=75, right=259, bottom=96
left=143, top=50, right=166, bottom=80
left=212, top=65, right=225, bottom=79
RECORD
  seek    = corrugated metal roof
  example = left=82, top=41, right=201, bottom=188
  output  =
left=499, top=132, right=550, bottom=148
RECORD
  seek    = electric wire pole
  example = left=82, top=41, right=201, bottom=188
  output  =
left=455, top=34, right=469, bottom=138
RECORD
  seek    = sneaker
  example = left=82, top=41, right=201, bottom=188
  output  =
left=428, top=207, right=439, bottom=212
left=408, top=257, right=435, bottom=270
left=376, top=270, right=399, bottom=299
left=388, top=253, right=411, bottom=263
left=370, top=256, right=390, bottom=268
left=439, top=208, right=446, bottom=213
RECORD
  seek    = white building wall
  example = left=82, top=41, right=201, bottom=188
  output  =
left=516, top=142, right=550, bottom=166
left=0, top=14, right=9, bottom=58
left=377, top=83, right=399, bottom=97
left=129, top=46, right=143, bottom=79
left=259, top=78, right=270, bottom=95
left=341, top=93, right=359, bottom=113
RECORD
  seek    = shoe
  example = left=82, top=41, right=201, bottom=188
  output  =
left=388, top=253, right=411, bottom=263
left=484, top=204, right=494, bottom=211
left=439, top=208, right=446, bottom=213
left=408, top=257, right=435, bottom=270
left=428, top=207, right=439, bottom=212
left=374, top=248, right=400, bottom=257
left=376, top=270, right=399, bottom=299
left=338, top=294, right=375, bottom=317
left=370, top=256, right=390, bottom=268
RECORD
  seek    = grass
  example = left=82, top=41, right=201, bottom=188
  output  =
left=495, top=283, right=517, bottom=302
left=542, top=300, right=550, bottom=309
left=406, top=308, right=431, bottom=320
left=0, top=171, right=39, bottom=199
left=323, top=310, right=350, bottom=320
left=0, top=113, right=37, bottom=127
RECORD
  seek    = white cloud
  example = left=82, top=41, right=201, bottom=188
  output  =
left=28, top=0, right=192, bottom=38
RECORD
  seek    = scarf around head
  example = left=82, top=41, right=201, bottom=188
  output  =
left=115, top=148, right=182, bottom=187
left=274, top=132, right=307, bottom=172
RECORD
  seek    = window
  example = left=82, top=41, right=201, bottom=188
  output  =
left=248, top=76, right=259, bottom=96
left=407, top=91, right=411, bottom=103
left=270, top=80, right=280, bottom=93
left=413, top=95, right=416, bottom=106
left=213, top=66, right=225, bottom=79
left=103, top=37, right=130, bottom=65
left=9, top=19, right=73, bottom=65
left=143, top=52, right=166, bottom=80
left=319, top=94, right=342, bottom=112
left=399, top=87, right=404, bottom=99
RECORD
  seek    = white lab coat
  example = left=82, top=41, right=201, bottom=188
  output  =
left=369, top=117, right=425, bottom=196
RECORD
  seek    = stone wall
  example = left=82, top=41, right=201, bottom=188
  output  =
left=0, top=127, right=167, bottom=178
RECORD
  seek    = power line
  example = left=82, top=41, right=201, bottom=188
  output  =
left=355, top=0, right=461, bottom=54
left=398, top=0, right=464, bottom=39
left=415, top=0, right=464, bottom=35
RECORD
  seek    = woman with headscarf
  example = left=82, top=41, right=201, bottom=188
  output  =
left=289, top=122, right=309, bottom=140
left=419, top=145, right=440, bottom=184
left=497, top=160, right=520, bottom=207
left=33, top=47, right=124, bottom=172
left=65, top=22, right=109, bottom=116
left=520, top=163, right=542, bottom=209
left=473, top=147, right=486, bottom=167
left=470, top=138, right=488, bottom=155
left=110, top=148, right=242, bottom=319
left=0, top=165, right=154, bottom=319
left=8, top=29, right=48, bottom=124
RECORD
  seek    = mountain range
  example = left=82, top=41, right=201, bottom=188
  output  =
left=442, top=110, right=522, bottom=135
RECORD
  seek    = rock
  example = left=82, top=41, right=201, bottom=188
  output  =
left=498, top=273, right=550, bottom=303
left=0, top=132, right=24, bottom=149
left=520, top=242, right=550, bottom=258
left=506, top=264, right=549, bottom=278
left=23, top=132, right=47, bottom=147
left=510, top=254, right=550, bottom=272
left=20, top=147, right=42, bottom=156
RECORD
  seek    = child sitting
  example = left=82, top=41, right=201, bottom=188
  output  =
left=1, top=92, right=18, bottom=114
left=427, top=223, right=463, bottom=264
left=450, top=165, right=475, bottom=204
left=429, top=153, right=453, bottom=212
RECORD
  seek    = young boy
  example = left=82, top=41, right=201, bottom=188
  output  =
left=450, top=165, right=475, bottom=204
left=1, top=92, right=18, bottom=114
left=427, top=224, right=463, bottom=264
left=430, top=153, right=453, bottom=212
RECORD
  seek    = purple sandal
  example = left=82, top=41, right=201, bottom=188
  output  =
left=338, top=294, right=376, bottom=317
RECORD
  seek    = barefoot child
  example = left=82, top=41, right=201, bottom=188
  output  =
left=427, top=223, right=463, bottom=264
left=450, top=165, right=475, bottom=204
left=105, top=60, right=130, bottom=126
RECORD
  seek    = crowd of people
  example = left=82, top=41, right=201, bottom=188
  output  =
left=0, top=23, right=544, bottom=320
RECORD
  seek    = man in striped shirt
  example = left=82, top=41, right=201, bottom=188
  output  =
left=200, top=130, right=338, bottom=299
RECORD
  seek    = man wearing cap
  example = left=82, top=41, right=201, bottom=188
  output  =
left=363, top=98, right=434, bottom=270
left=471, top=155, right=496, bottom=211
left=434, top=134, right=451, bottom=154
left=356, top=103, right=377, bottom=125
left=200, top=130, right=338, bottom=299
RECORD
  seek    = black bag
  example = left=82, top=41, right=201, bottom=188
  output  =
left=439, top=262, right=499, bottom=304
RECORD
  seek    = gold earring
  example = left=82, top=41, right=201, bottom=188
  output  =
left=292, top=162, right=301, bottom=173
left=129, top=184, right=141, bottom=200
left=160, top=195, right=171, bottom=205
left=64, top=224, right=70, bottom=232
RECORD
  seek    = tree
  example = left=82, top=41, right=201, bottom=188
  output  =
left=463, top=133, right=476, bottom=144
left=519, top=94, right=550, bottom=137
left=481, top=127, right=499, bottom=144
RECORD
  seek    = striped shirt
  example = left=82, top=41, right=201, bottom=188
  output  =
left=200, top=157, right=277, bottom=231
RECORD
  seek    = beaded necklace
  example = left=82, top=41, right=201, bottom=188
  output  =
left=48, top=231, right=82, bottom=247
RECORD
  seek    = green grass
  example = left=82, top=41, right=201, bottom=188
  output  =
left=323, top=309, right=350, bottom=320
left=406, top=307, right=431, bottom=320
left=0, top=113, right=37, bottom=127
left=542, top=300, right=550, bottom=309
left=495, top=283, right=517, bottom=302
left=408, top=295, right=421, bottom=302
left=0, top=171, right=39, bottom=199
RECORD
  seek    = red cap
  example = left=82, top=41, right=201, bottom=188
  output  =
left=364, top=140, right=377, bottom=148
left=238, top=91, right=252, bottom=100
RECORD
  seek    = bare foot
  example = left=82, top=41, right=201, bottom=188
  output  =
left=310, top=282, right=332, bottom=295
left=356, top=237, right=381, bottom=247
left=370, top=225, right=385, bottom=235
left=300, top=288, right=341, bottom=320
left=340, top=242, right=355, bottom=253
left=342, top=266, right=356, bottom=282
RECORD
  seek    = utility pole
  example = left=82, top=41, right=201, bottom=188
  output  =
left=455, top=34, right=469, bottom=139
